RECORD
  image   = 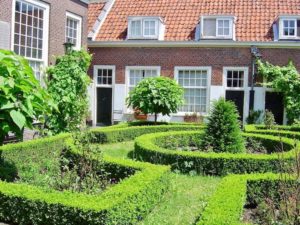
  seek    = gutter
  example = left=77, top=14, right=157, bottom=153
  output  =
left=88, top=40, right=300, bottom=48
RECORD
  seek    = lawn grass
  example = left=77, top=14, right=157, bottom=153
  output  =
left=100, top=141, right=221, bottom=225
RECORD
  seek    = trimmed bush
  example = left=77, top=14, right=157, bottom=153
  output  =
left=202, top=98, right=245, bottom=153
left=90, top=124, right=203, bottom=144
left=0, top=127, right=171, bottom=224
left=245, top=125, right=300, bottom=140
left=197, top=173, right=295, bottom=225
left=134, top=131, right=296, bottom=175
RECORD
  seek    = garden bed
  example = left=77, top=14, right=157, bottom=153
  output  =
left=134, top=131, right=297, bottom=175
left=197, top=173, right=298, bottom=225
left=0, top=132, right=171, bottom=225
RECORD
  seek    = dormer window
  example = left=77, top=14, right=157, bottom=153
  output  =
left=128, top=17, right=164, bottom=40
left=278, top=16, right=300, bottom=39
left=201, top=16, right=235, bottom=40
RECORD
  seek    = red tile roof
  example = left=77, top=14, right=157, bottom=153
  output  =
left=88, top=2, right=106, bottom=32
left=89, top=0, right=300, bottom=42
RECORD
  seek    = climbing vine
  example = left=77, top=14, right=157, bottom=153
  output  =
left=257, top=60, right=300, bottom=124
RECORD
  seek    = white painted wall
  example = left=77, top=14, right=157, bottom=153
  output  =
left=113, top=84, right=126, bottom=121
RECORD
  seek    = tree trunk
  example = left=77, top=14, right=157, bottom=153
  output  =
left=154, top=113, right=158, bottom=124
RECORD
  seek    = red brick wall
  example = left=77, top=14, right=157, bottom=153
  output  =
left=89, top=47, right=300, bottom=85
left=0, top=0, right=88, bottom=65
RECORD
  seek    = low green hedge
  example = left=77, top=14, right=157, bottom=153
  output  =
left=253, top=124, right=300, bottom=132
left=0, top=133, right=70, bottom=184
left=245, top=125, right=300, bottom=140
left=0, top=130, right=171, bottom=224
left=90, top=124, right=203, bottom=144
left=134, top=131, right=297, bottom=175
left=197, top=173, right=294, bottom=225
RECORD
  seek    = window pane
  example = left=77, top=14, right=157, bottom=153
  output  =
left=203, top=19, right=216, bottom=37
left=128, top=68, right=158, bottom=90
left=97, top=69, right=113, bottom=85
left=66, top=17, right=79, bottom=46
left=144, top=20, right=156, bottom=36
left=131, top=20, right=142, bottom=36
left=226, top=70, right=244, bottom=88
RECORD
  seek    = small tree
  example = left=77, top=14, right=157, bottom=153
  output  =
left=0, top=50, right=54, bottom=145
left=46, top=50, right=92, bottom=134
left=126, top=77, right=184, bottom=123
left=264, top=110, right=276, bottom=129
left=202, top=98, right=245, bottom=153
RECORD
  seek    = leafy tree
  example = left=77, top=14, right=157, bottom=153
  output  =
left=0, top=50, right=54, bottom=145
left=126, top=77, right=184, bottom=123
left=201, top=98, right=245, bottom=153
left=46, top=50, right=92, bottom=134
left=257, top=60, right=300, bottom=124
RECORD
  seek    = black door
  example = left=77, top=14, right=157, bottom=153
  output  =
left=97, top=88, right=112, bottom=125
left=225, top=90, right=244, bottom=121
left=265, top=92, right=284, bottom=125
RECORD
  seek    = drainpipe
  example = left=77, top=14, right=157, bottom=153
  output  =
left=249, top=46, right=262, bottom=113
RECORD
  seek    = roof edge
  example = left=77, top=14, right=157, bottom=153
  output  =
left=88, top=40, right=300, bottom=48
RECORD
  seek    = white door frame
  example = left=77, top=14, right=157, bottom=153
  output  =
left=223, top=67, right=249, bottom=124
left=93, top=65, right=116, bottom=126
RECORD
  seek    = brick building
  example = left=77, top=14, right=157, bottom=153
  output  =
left=0, top=0, right=88, bottom=77
left=87, top=0, right=300, bottom=125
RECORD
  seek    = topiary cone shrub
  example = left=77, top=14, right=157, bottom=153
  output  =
left=202, top=98, right=245, bottom=153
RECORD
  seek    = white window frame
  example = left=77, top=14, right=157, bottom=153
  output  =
left=201, top=16, right=234, bottom=40
left=223, top=67, right=249, bottom=123
left=279, top=16, right=299, bottom=39
left=128, top=17, right=160, bottom=39
left=174, top=66, right=212, bottom=116
left=66, top=12, right=82, bottom=50
left=93, top=65, right=116, bottom=126
left=125, top=66, right=161, bottom=112
left=11, top=0, right=49, bottom=82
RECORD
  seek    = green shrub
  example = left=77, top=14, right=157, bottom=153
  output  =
left=264, top=109, right=276, bottom=129
left=197, top=173, right=296, bottom=225
left=0, top=133, right=69, bottom=185
left=202, top=98, right=245, bottom=153
left=90, top=124, right=203, bottom=144
left=126, top=77, right=184, bottom=122
left=134, top=131, right=296, bottom=175
left=0, top=130, right=171, bottom=224
left=0, top=50, right=54, bottom=144
left=46, top=50, right=92, bottom=134
left=245, top=125, right=300, bottom=140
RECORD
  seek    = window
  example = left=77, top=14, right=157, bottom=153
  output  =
left=226, top=70, right=244, bottom=88
left=202, top=16, right=234, bottom=39
left=175, top=67, right=211, bottom=113
left=12, top=0, right=49, bottom=81
left=279, top=17, right=300, bottom=39
left=66, top=12, right=82, bottom=50
left=97, top=68, right=113, bottom=86
left=128, top=17, right=160, bottom=39
left=127, top=67, right=159, bottom=92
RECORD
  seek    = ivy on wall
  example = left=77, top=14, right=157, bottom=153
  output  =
left=257, top=60, right=300, bottom=124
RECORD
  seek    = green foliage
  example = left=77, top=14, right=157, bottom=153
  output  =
left=126, top=77, right=184, bottom=122
left=46, top=50, right=92, bottom=134
left=246, top=110, right=263, bottom=124
left=0, top=133, right=69, bottom=185
left=0, top=50, right=54, bottom=144
left=202, top=98, right=245, bottom=153
left=257, top=60, right=300, bottom=124
left=90, top=123, right=202, bottom=144
left=245, top=125, right=300, bottom=140
left=0, top=129, right=171, bottom=224
left=134, top=131, right=296, bottom=175
left=264, top=109, right=276, bottom=129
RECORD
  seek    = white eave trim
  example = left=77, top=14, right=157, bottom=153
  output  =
left=88, top=40, right=300, bottom=48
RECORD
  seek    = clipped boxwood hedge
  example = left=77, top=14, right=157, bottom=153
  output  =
left=0, top=129, right=171, bottom=224
left=197, top=173, right=295, bottom=225
left=90, top=124, right=203, bottom=144
left=245, top=125, right=300, bottom=140
left=134, top=131, right=297, bottom=175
